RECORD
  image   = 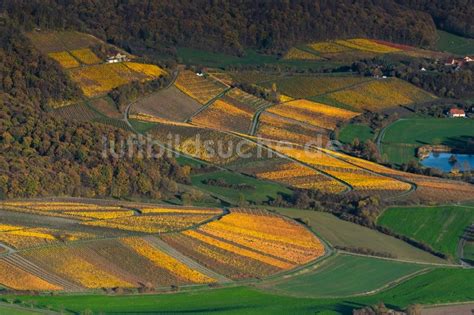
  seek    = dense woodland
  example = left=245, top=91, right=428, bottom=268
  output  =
left=0, top=23, right=190, bottom=199
left=1, top=0, right=441, bottom=55
left=395, top=0, right=474, bottom=38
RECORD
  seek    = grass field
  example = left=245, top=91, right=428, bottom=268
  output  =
left=436, top=30, right=474, bottom=55
left=378, top=205, right=474, bottom=260
left=273, top=209, right=446, bottom=264
left=338, top=124, right=374, bottom=144
left=381, top=118, right=474, bottom=165
left=129, top=119, right=158, bottom=133
left=260, top=253, right=425, bottom=297
left=7, top=268, right=474, bottom=314
left=191, top=170, right=292, bottom=204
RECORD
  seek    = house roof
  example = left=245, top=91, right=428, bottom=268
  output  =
left=449, top=108, right=465, bottom=115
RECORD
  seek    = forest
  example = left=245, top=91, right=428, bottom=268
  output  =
left=1, top=0, right=443, bottom=56
left=395, top=0, right=473, bottom=38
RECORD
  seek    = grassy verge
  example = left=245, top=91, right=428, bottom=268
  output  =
left=436, top=30, right=474, bottom=55
left=191, top=170, right=292, bottom=204
left=338, top=124, right=375, bottom=144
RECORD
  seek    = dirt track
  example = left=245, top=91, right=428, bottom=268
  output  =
left=422, top=303, right=474, bottom=315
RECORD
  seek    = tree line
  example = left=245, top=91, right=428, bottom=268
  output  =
left=1, top=0, right=440, bottom=56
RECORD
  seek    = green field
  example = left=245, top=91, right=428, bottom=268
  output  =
left=273, top=208, right=446, bottom=264
left=129, top=119, right=157, bottom=133
left=6, top=268, right=474, bottom=315
left=436, top=30, right=474, bottom=55
left=381, top=118, right=474, bottom=165
left=378, top=205, right=474, bottom=260
left=0, top=303, right=45, bottom=315
left=338, top=124, right=375, bottom=144
left=192, top=170, right=292, bottom=204
left=463, top=242, right=474, bottom=264
left=260, top=254, right=425, bottom=298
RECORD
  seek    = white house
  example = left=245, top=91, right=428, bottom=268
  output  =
left=106, top=53, right=129, bottom=63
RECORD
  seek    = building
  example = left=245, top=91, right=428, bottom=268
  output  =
left=445, top=58, right=457, bottom=66
left=106, top=53, right=129, bottom=63
left=444, top=56, right=473, bottom=67
left=448, top=108, right=466, bottom=118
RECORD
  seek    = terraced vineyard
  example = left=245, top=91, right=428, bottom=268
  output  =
left=191, top=97, right=254, bottom=133
left=175, top=70, right=229, bottom=104
left=266, top=144, right=412, bottom=197
left=89, top=97, right=122, bottom=119
left=226, top=88, right=273, bottom=111
left=265, top=99, right=359, bottom=131
left=0, top=201, right=325, bottom=291
left=70, top=62, right=165, bottom=97
left=47, top=51, right=80, bottom=68
left=149, top=121, right=261, bottom=164
left=236, top=158, right=348, bottom=193
left=132, top=86, right=202, bottom=122
left=162, top=208, right=325, bottom=279
left=259, top=75, right=369, bottom=99
left=282, top=47, right=322, bottom=60
left=29, top=30, right=167, bottom=98
left=304, top=38, right=448, bottom=61
left=54, top=102, right=101, bottom=121
left=257, top=113, right=331, bottom=146
left=0, top=201, right=224, bottom=249
left=323, top=148, right=474, bottom=203
left=321, top=78, right=437, bottom=111
left=70, top=48, right=101, bottom=65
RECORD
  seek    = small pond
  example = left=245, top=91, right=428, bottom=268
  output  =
left=421, top=152, right=474, bottom=172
